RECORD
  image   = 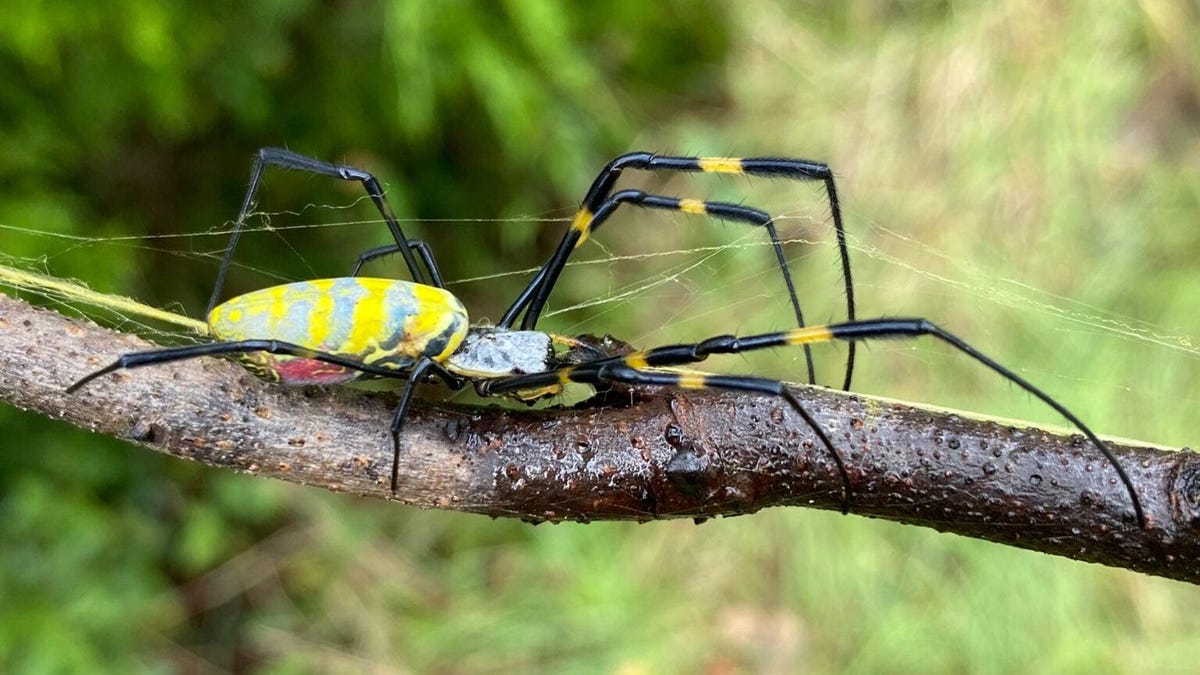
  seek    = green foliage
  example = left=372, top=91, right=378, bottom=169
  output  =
left=3, top=0, right=1200, bottom=671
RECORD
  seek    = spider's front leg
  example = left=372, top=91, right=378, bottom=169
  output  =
left=500, top=151, right=856, bottom=389
left=479, top=317, right=1147, bottom=529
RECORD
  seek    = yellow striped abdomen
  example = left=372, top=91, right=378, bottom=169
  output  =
left=207, top=278, right=468, bottom=385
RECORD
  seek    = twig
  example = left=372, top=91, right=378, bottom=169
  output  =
left=1, top=293, right=1197, bottom=583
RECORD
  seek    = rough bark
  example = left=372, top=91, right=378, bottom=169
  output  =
left=1, top=293, right=1197, bottom=583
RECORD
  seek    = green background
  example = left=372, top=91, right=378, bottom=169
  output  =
left=3, top=2, right=1200, bottom=672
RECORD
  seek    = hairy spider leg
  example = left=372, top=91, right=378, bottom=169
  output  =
left=208, top=148, right=434, bottom=315
left=480, top=318, right=1146, bottom=528
left=501, top=152, right=856, bottom=390
left=67, top=338, right=465, bottom=492
left=499, top=188, right=820, bottom=385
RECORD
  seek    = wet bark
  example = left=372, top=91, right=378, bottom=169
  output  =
left=1, top=293, right=1197, bottom=583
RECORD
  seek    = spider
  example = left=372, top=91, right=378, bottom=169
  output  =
left=67, top=147, right=1145, bottom=527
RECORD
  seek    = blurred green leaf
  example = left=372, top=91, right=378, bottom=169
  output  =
left=4, top=1, right=1200, bottom=671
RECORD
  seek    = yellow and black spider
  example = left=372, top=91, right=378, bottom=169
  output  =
left=67, top=147, right=1145, bottom=528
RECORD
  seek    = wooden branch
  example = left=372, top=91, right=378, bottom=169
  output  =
left=2, top=292, right=1198, bottom=583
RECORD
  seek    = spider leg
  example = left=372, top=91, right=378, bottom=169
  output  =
left=497, top=188, right=818, bottom=384
left=503, top=152, right=856, bottom=389
left=815, top=319, right=1145, bottom=527
left=209, top=148, right=426, bottom=314
left=481, top=318, right=1146, bottom=528
left=607, top=366, right=852, bottom=513
left=479, top=357, right=851, bottom=513
left=351, top=240, right=445, bottom=288
left=68, top=338, right=423, bottom=393
left=68, top=339, right=465, bottom=493
left=388, top=356, right=461, bottom=491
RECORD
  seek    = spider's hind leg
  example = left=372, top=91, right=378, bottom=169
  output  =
left=209, top=148, right=427, bottom=314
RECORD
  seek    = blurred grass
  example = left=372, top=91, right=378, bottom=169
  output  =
left=2, top=1, right=1200, bottom=672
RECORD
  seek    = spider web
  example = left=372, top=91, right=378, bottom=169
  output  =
left=2, top=205, right=1193, bottom=359
left=1, top=198, right=1196, bottom=449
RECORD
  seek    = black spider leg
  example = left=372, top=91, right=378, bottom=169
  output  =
left=387, top=356, right=465, bottom=490
left=822, top=319, right=1146, bottom=529
left=478, top=351, right=853, bottom=516
left=480, top=317, right=1147, bottom=528
left=208, top=147, right=428, bottom=315
left=495, top=188, right=818, bottom=385
left=500, top=152, right=856, bottom=389
left=67, top=340, right=465, bottom=493
left=351, top=240, right=446, bottom=288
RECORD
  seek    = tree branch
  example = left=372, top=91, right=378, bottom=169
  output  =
left=2, top=293, right=1197, bottom=583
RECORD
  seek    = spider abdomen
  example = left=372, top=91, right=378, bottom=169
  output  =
left=207, top=278, right=468, bottom=385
